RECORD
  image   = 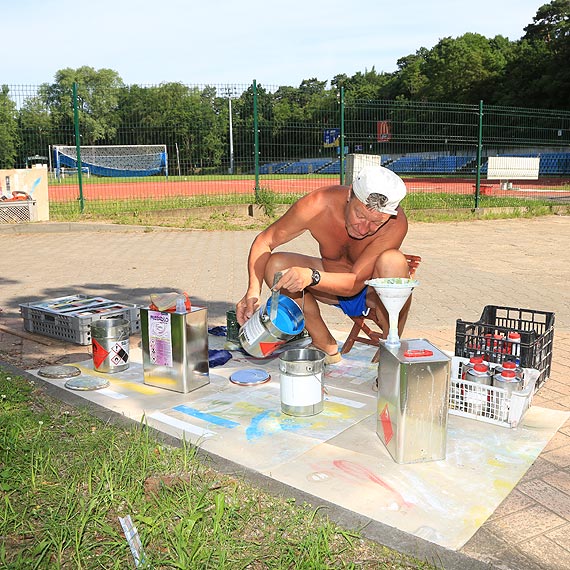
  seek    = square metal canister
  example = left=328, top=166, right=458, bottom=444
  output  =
left=377, top=338, right=450, bottom=464
left=141, top=306, right=209, bottom=393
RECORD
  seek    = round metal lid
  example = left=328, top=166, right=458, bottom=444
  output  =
left=38, top=365, right=82, bottom=379
left=229, top=369, right=271, bottom=386
left=65, top=376, right=110, bottom=391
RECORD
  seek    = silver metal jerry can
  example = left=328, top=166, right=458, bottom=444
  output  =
left=377, top=339, right=451, bottom=464
left=141, top=306, right=209, bottom=393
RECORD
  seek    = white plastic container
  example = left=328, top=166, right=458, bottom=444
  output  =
left=449, top=357, right=539, bottom=428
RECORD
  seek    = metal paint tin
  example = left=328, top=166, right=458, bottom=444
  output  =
left=462, top=355, right=485, bottom=379
left=492, top=369, right=523, bottom=394
left=466, top=363, right=492, bottom=385
left=226, top=309, right=240, bottom=344
left=464, top=362, right=492, bottom=416
left=239, top=295, right=304, bottom=358
left=141, top=307, right=209, bottom=393
left=91, top=318, right=130, bottom=373
left=279, top=348, right=326, bottom=416
left=507, top=331, right=521, bottom=364
left=493, top=360, right=523, bottom=381
left=376, top=339, right=451, bottom=464
left=492, top=369, right=524, bottom=422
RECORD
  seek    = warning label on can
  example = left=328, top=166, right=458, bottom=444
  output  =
left=148, top=311, right=173, bottom=367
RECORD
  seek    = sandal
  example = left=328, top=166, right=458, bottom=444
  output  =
left=308, top=344, right=342, bottom=365
left=324, top=351, right=342, bottom=365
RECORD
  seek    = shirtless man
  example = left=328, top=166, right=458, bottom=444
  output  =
left=235, top=165, right=411, bottom=363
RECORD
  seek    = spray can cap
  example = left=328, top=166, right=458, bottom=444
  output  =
left=508, top=332, right=521, bottom=340
left=500, top=370, right=517, bottom=379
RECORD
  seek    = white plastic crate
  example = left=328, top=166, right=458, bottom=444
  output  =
left=20, top=294, right=141, bottom=345
left=448, top=357, right=539, bottom=429
left=0, top=200, right=37, bottom=224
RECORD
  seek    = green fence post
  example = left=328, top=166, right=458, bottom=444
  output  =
left=72, top=82, right=84, bottom=213
left=340, top=86, right=345, bottom=185
left=253, top=79, right=260, bottom=201
left=475, top=99, right=483, bottom=209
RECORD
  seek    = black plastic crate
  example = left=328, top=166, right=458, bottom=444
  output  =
left=455, top=305, right=555, bottom=388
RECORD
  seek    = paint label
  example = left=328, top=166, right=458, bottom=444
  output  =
left=240, top=311, right=286, bottom=356
left=92, top=338, right=109, bottom=369
left=148, top=310, right=173, bottom=367
left=280, top=373, right=322, bottom=406
left=110, top=340, right=130, bottom=365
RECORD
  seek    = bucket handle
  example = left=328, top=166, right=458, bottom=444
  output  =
left=261, top=274, right=305, bottom=325
left=269, top=271, right=282, bottom=322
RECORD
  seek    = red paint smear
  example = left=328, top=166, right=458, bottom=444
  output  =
left=333, top=459, right=412, bottom=509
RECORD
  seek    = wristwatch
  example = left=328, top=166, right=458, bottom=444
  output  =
left=310, top=268, right=321, bottom=287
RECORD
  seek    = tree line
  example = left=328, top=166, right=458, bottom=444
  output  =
left=0, top=1, right=568, bottom=171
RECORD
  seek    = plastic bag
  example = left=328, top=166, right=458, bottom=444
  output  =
left=149, top=291, right=191, bottom=312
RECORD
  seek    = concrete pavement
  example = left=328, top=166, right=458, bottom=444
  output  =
left=1, top=216, right=570, bottom=569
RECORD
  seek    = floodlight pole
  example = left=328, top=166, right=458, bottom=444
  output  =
left=225, top=86, right=236, bottom=175
left=229, top=96, right=234, bottom=175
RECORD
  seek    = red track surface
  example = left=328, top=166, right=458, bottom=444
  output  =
left=48, top=177, right=570, bottom=201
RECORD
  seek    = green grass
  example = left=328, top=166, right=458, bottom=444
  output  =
left=0, top=368, right=436, bottom=569
left=47, top=189, right=567, bottom=229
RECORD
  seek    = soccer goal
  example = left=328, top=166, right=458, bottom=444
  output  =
left=53, top=145, right=168, bottom=179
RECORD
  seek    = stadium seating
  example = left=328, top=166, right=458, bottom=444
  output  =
left=386, top=155, right=475, bottom=174
left=258, top=152, right=570, bottom=177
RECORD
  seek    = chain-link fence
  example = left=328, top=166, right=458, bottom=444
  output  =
left=2, top=81, right=569, bottom=218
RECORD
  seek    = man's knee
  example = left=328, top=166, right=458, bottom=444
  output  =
left=373, top=249, right=409, bottom=277
left=265, top=252, right=291, bottom=283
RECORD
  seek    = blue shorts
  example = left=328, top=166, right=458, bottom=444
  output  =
left=336, top=288, right=370, bottom=317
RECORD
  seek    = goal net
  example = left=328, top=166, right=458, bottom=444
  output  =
left=53, top=145, right=168, bottom=179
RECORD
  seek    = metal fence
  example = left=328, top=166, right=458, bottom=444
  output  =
left=3, top=81, right=570, bottom=217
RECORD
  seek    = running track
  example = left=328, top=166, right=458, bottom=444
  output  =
left=48, top=177, right=570, bottom=201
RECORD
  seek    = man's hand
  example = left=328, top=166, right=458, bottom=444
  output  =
left=236, top=294, right=260, bottom=325
left=273, top=267, right=313, bottom=292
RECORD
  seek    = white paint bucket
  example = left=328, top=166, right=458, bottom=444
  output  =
left=279, top=348, right=326, bottom=416
left=239, top=295, right=304, bottom=358
left=91, top=318, right=130, bottom=373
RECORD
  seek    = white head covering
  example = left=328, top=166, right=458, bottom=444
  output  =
left=352, top=165, right=407, bottom=215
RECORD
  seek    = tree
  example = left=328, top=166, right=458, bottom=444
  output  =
left=39, top=66, right=124, bottom=145
left=523, top=0, right=570, bottom=44
left=0, top=85, right=19, bottom=169
left=418, top=33, right=513, bottom=103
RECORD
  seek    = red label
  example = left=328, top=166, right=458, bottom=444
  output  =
left=92, top=339, right=109, bottom=369
left=259, top=340, right=286, bottom=356
left=380, top=404, right=393, bottom=445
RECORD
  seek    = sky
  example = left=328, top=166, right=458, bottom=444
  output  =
left=3, top=0, right=544, bottom=89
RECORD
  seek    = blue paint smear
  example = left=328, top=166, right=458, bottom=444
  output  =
left=30, top=178, right=41, bottom=196
left=246, top=410, right=303, bottom=441
left=173, top=404, right=239, bottom=429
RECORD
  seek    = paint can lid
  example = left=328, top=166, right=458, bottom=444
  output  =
left=38, top=365, right=81, bottom=379
left=229, top=369, right=271, bottom=386
left=65, top=376, right=110, bottom=391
